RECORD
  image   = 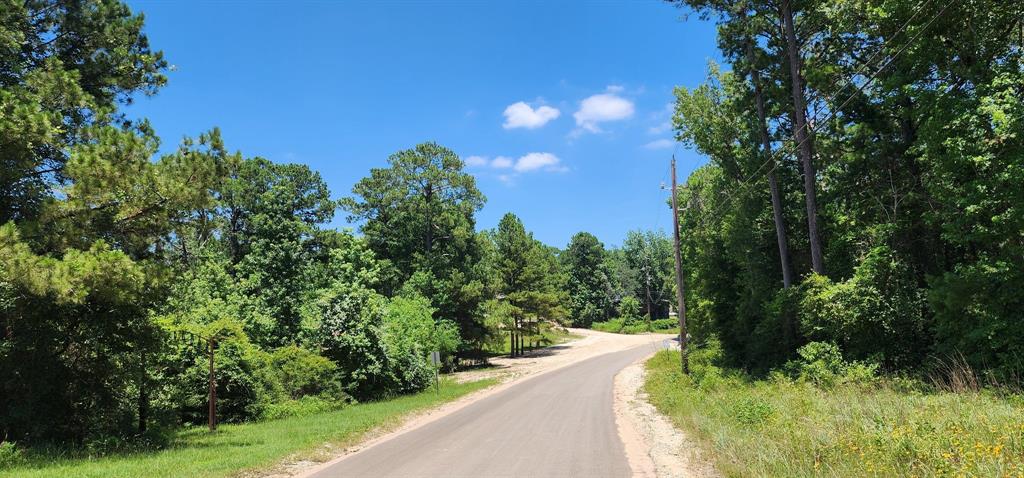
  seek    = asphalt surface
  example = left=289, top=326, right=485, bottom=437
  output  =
left=307, top=342, right=662, bottom=478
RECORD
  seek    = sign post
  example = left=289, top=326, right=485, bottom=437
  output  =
left=430, top=351, right=441, bottom=394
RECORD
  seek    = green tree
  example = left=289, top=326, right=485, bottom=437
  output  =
left=342, top=142, right=487, bottom=345
left=1, top=0, right=167, bottom=225
left=622, top=230, right=674, bottom=322
left=562, top=232, right=612, bottom=327
left=491, top=213, right=566, bottom=356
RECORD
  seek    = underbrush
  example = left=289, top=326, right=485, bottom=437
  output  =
left=592, top=317, right=677, bottom=334
left=261, top=395, right=349, bottom=420
left=644, top=342, right=1024, bottom=477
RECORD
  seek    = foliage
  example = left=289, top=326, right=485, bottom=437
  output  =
left=342, top=142, right=489, bottom=345
left=646, top=350, right=1024, bottom=477
left=622, top=230, right=674, bottom=320
left=270, top=345, right=342, bottom=400
left=167, top=320, right=281, bottom=424
left=562, top=232, right=613, bottom=327
left=667, top=0, right=1024, bottom=378
left=0, top=442, right=22, bottom=469
left=784, top=342, right=879, bottom=388
left=261, top=396, right=347, bottom=421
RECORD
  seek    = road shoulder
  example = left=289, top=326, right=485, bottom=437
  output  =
left=614, top=353, right=721, bottom=478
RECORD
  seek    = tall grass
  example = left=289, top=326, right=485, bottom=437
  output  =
left=0, top=378, right=495, bottom=478
left=645, top=350, right=1024, bottom=477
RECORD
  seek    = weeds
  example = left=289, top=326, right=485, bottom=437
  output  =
left=645, top=348, right=1024, bottom=477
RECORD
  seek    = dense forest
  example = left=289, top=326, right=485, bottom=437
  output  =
left=668, top=0, right=1024, bottom=377
left=0, top=0, right=676, bottom=447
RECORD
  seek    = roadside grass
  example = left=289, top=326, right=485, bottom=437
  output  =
left=484, top=325, right=581, bottom=356
left=592, top=317, right=677, bottom=334
left=1, top=378, right=496, bottom=478
left=645, top=349, right=1024, bottom=477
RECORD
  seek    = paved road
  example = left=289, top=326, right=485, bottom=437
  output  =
left=308, top=342, right=662, bottom=478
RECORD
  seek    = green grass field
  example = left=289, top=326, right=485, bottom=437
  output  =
left=644, top=350, right=1024, bottom=477
left=1, top=378, right=495, bottom=478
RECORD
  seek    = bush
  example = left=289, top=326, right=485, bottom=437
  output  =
left=168, top=321, right=281, bottom=424
left=270, top=345, right=341, bottom=400
left=313, top=286, right=456, bottom=399
left=798, top=247, right=929, bottom=369
left=930, top=259, right=1024, bottom=380
left=618, top=296, right=642, bottom=320
left=785, top=342, right=878, bottom=387
left=0, top=441, right=23, bottom=468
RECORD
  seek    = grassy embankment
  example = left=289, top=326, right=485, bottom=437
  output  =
left=1, top=378, right=495, bottom=478
left=645, top=349, right=1024, bottom=477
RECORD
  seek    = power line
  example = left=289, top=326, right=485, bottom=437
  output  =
left=683, top=0, right=954, bottom=226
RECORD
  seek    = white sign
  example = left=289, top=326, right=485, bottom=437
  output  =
left=430, top=351, right=440, bottom=366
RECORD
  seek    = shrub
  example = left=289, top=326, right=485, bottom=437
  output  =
left=785, top=341, right=878, bottom=387
left=618, top=296, right=642, bottom=320
left=798, top=247, right=929, bottom=369
left=930, top=259, right=1024, bottom=381
left=0, top=441, right=23, bottom=468
left=168, top=321, right=281, bottom=424
left=733, top=396, right=774, bottom=426
left=270, top=345, right=342, bottom=399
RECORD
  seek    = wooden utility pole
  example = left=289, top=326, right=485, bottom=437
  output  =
left=670, top=157, right=689, bottom=374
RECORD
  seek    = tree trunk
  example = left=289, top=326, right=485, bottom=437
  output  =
left=137, top=352, right=148, bottom=434
left=747, top=39, right=795, bottom=289
left=781, top=0, right=825, bottom=275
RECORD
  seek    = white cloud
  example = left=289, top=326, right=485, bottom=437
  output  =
left=573, top=90, right=635, bottom=133
left=466, top=152, right=567, bottom=181
left=514, top=152, right=564, bottom=172
left=502, top=101, right=561, bottom=129
left=647, top=102, right=674, bottom=134
left=465, top=155, right=488, bottom=167
left=648, top=121, right=672, bottom=135
left=644, top=139, right=675, bottom=150
left=492, top=156, right=514, bottom=169
left=605, top=84, right=625, bottom=93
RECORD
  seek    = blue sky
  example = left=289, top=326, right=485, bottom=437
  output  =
left=125, top=1, right=721, bottom=248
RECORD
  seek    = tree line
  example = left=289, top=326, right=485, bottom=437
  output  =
left=667, top=0, right=1024, bottom=377
left=0, top=0, right=677, bottom=447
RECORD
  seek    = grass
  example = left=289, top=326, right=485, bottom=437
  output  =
left=592, top=317, right=677, bottom=334
left=1, top=378, right=495, bottom=478
left=644, top=349, right=1024, bottom=477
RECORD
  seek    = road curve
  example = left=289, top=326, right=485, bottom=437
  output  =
left=306, top=342, right=663, bottom=478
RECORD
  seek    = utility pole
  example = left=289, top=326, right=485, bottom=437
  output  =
left=670, top=156, right=689, bottom=374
